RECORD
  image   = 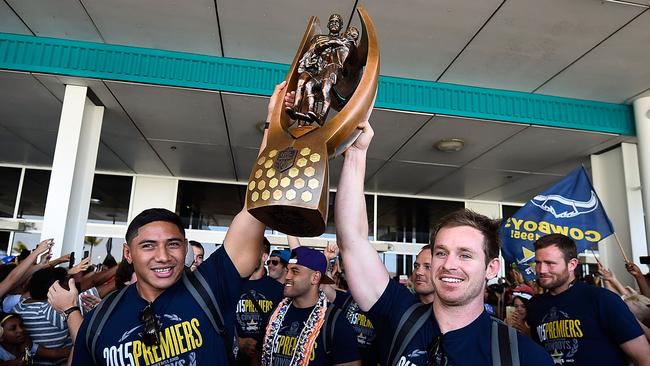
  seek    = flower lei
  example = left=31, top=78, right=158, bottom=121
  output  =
left=261, top=291, right=328, bottom=366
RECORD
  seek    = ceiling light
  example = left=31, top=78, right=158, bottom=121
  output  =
left=603, top=0, right=649, bottom=8
left=90, top=198, right=102, bottom=205
left=434, top=138, right=465, bottom=152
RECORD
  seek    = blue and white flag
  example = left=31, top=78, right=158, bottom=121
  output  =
left=500, top=166, right=614, bottom=281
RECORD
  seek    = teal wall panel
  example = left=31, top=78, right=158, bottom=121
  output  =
left=0, top=32, right=635, bottom=136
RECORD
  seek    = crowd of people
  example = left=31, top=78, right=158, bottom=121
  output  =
left=0, top=83, right=649, bottom=365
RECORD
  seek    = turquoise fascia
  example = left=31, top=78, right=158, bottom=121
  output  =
left=0, top=32, right=634, bottom=136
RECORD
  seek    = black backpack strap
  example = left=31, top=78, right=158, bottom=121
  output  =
left=182, top=268, right=236, bottom=363
left=490, top=317, right=520, bottom=366
left=182, top=268, right=226, bottom=336
left=387, top=303, right=432, bottom=366
left=85, top=285, right=129, bottom=365
left=322, top=305, right=342, bottom=357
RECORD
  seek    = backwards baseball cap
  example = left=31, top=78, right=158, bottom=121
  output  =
left=270, top=249, right=291, bottom=264
left=512, top=284, right=535, bottom=301
left=289, top=247, right=335, bottom=284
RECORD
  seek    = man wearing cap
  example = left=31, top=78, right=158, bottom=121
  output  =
left=71, top=82, right=292, bottom=366
left=267, top=249, right=290, bottom=285
left=260, top=247, right=361, bottom=366
left=236, top=238, right=284, bottom=366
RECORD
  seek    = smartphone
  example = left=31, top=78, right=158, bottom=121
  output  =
left=68, top=252, right=76, bottom=269
left=83, top=250, right=90, bottom=260
left=640, top=256, right=650, bottom=265
left=505, top=306, right=516, bottom=324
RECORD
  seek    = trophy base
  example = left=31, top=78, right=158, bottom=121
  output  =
left=249, top=204, right=326, bottom=237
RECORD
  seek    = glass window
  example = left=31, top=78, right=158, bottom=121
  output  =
left=376, top=196, right=463, bottom=244
left=323, top=193, right=374, bottom=239
left=0, top=167, right=21, bottom=218
left=83, top=236, right=125, bottom=264
left=88, top=174, right=132, bottom=224
left=176, top=181, right=247, bottom=231
left=502, top=205, right=523, bottom=220
left=11, top=232, right=41, bottom=254
left=17, top=169, right=50, bottom=220
left=0, top=231, right=9, bottom=256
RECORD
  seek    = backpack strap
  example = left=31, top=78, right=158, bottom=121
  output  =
left=182, top=268, right=238, bottom=363
left=85, top=285, right=129, bottom=365
left=182, top=268, right=226, bottom=336
left=387, top=303, right=432, bottom=366
left=322, top=305, right=343, bottom=357
left=490, top=317, right=520, bottom=366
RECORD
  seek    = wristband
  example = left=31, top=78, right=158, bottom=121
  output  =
left=264, top=122, right=270, bottom=130
left=62, top=306, right=80, bottom=320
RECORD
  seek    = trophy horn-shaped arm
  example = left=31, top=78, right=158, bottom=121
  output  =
left=321, top=6, right=380, bottom=156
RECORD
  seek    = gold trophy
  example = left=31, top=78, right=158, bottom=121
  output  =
left=246, top=6, right=379, bottom=237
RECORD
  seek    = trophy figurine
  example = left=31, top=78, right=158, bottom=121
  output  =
left=246, top=6, right=379, bottom=237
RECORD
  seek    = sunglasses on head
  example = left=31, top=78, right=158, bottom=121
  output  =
left=267, top=259, right=280, bottom=266
left=139, top=303, right=160, bottom=347
left=427, top=335, right=448, bottom=366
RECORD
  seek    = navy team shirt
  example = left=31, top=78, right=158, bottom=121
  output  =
left=368, top=280, right=553, bottom=366
left=266, top=303, right=360, bottom=366
left=72, top=246, right=244, bottom=366
left=527, top=282, right=644, bottom=365
left=236, top=275, right=284, bottom=340
left=333, top=290, right=378, bottom=366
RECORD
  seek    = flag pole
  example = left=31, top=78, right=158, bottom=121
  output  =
left=612, top=233, right=631, bottom=263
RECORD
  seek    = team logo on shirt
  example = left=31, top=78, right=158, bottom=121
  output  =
left=101, top=315, right=204, bottom=366
left=345, top=302, right=376, bottom=346
left=270, top=321, right=318, bottom=366
left=236, top=291, right=275, bottom=333
left=535, top=307, right=581, bottom=364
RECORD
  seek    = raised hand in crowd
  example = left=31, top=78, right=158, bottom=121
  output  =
left=598, top=262, right=632, bottom=296
left=0, top=239, right=54, bottom=299
left=79, top=294, right=101, bottom=313
left=324, top=242, right=339, bottom=262
left=47, top=278, right=83, bottom=347
left=67, top=257, right=90, bottom=276
left=626, top=262, right=650, bottom=298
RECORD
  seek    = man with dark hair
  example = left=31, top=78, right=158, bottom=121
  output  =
left=267, top=248, right=290, bottom=284
left=411, top=244, right=435, bottom=304
left=188, top=240, right=204, bottom=272
left=235, top=237, right=283, bottom=366
left=71, top=82, right=291, bottom=366
left=335, top=121, right=552, bottom=365
left=14, top=267, right=72, bottom=364
left=528, top=233, right=650, bottom=365
left=260, top=247, right=360, bottom=366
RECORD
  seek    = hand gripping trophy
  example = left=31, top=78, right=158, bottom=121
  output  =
left=246, top=7, right=379, bottom=237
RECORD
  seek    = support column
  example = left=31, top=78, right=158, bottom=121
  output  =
left=591, top=143, right=648, bottom=288
left=128, top=176, right=179, bottom=222
left=41, top=85, right=104, bottom=258
left=633, top=96, right=650, bottom=247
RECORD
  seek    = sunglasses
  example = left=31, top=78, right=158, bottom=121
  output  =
left=267, top=259, right=280, bottom=266
left=139, top=303, right=160, bottom=347
left=427, top=335, right=448, bottom=366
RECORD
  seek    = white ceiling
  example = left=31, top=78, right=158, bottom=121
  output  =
left=0, top=0, right=645, bottom=203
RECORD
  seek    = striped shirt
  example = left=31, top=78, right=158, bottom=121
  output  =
left=13, top=299, right=71, bottom=366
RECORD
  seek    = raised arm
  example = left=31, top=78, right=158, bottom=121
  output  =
left=0, top=239, right=53, bottom=298
left=335, top=122, right=389, bottom=311
left=224, top=82, right=291, bottom=277
left=626, top=262, right=650, bottom=298
left=287, top=235, right=301, bottom=250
